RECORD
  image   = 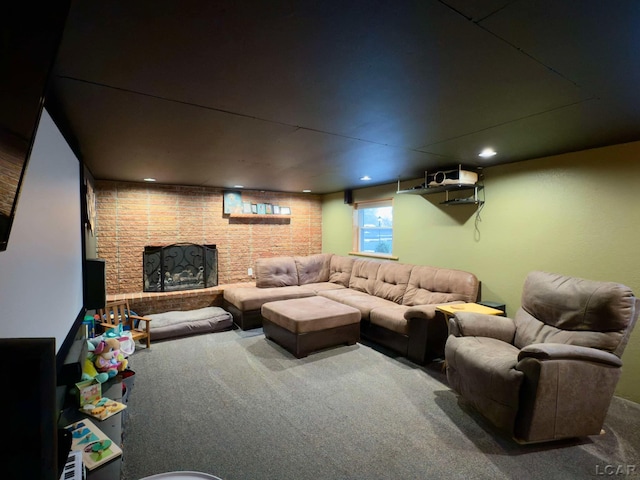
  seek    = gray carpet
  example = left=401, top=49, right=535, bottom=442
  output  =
left=120, top=330, right=640, bottom=480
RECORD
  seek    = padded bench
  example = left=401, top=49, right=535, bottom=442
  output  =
left=261, top=296, right=361, bottom=358
left=144, top=306, right=233, bottom=341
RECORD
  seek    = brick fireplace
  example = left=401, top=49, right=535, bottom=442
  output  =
left=94, top=181, right=323, bottom=298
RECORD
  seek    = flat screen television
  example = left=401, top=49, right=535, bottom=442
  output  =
left=0, top=1, right=70, bottom=251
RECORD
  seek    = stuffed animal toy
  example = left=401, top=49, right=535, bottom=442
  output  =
left=79, top=338, right=109, bottom=383
left=93, top=337, right=128, bottom=378
left=82, top=357, right=109, bottom=384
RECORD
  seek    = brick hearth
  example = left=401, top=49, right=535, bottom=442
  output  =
left=106, top=282, right=254, bottom=316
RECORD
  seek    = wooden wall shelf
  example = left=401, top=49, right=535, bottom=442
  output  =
left=227, top=213, right=291, bottom=223
left=228, top=213, right=291, bottom=219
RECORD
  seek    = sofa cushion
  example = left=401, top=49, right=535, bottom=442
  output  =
left=373, top=262, right=413, bottom=304
left=329, top=255, right=356, bottom=286
left=255, top=256, right=299, bottom=287
left=318, top=288, right=397, bottom=320
left=295, top=253, right=332, bottom=285
left=300, top=282, right=347, bottom=294
left=223, top=285, right=314, bottom=311
left=402, top=265, right=478, bottom=306
left=514, top=309, right=626, bottom=353
left=349, top=259, right=381, bottom=294
left=370, top=305, right=409, bottom=335
left=145, top=307, right=233, bottom=341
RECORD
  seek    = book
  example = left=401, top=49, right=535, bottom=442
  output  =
left=64, top=418, right=122, bottom=470
left=79, top=397, right=127, bottom=421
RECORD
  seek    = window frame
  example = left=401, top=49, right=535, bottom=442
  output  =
left=350, top=198, right=397, bottom=259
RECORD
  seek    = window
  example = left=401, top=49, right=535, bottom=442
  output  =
left=353, top=199, right=393, bottom=256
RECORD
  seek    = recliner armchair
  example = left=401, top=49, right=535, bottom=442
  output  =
left=445, top=271, right=639, bottom=444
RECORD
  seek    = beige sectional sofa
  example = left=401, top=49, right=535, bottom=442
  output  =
left=222, top=253, right=479, bottom=364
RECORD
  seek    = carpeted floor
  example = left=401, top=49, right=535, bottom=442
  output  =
left=120, top=329, right=640, bottom=480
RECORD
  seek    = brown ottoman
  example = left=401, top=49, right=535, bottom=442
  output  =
left=261, top=296, right=361, bottom=358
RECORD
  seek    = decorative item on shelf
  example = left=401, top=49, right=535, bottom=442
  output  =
left=85, top=180, right=96, bottom=235
left=251, top=203, right=258, bottom=214
left=82, top=315, right=96, bottom=338
left=257, top=203, right=266, bottom=214
left=273, top=205, right=280, bottom=214
left=223, top=191, right=243, bottom=214
left=280, top=206, right=291, bottom=215
left=265, top=203, right=273, bottom=214
left=242, top=201, right=252, bottom=214
left=76, top=378, right=102, bottom=407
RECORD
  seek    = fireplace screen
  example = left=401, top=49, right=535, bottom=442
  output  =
left=143, top=243, right=217, bottom=292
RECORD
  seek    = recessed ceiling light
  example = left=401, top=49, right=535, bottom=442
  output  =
left=479, top=148, right=497, bottom=158
left=360, top=175, right=371, bottom=181
left=302, top=189, right=311, bottom=193
left=143, top=178, right=156, bottom=182
left=233, top=185, right=244, bottom=188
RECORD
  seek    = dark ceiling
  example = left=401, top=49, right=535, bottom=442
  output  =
left=49, top=0, right=640, bottom=194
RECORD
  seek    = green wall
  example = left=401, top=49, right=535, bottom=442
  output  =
left=322, top=141, right=640, bottom=403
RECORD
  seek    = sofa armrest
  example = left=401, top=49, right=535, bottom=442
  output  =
left=403, top=304, right=449, bottom=364
left=404, top=304, right=439, bottom=321
left=404, top=301, right=467, bottom=321
left=514, top=342, right=622, bottom=443
left=518, top=343, right=622, bottom=367
left=449, top=311, right=516, bottom=343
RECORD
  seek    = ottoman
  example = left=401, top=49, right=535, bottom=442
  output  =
left=261, top=296, right=361, bottom=358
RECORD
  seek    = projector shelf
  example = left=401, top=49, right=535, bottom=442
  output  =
left=440, top=197, right=484, bottom=206
left=397, top=166, right=484, bottom=206
left=396, top=183, right=481, bottom=195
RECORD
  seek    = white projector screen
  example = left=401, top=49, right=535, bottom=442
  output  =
left=0, top=109, right=83, bottom=352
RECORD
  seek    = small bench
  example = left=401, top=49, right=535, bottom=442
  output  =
left=261, top=296, right=361, bottom=358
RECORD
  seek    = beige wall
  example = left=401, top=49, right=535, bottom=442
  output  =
left=322, top=141, right=640, bottom=403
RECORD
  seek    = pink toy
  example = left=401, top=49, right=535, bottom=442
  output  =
left=94, top=338, right=128, bottom=378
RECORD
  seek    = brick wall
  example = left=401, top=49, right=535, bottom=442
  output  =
left=95, top=181, right=323, bottom=295
left=0, top=149, right=24, bottom=216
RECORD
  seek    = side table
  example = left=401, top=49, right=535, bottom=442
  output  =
left=437, top=302, right=504, bottom=321
left=436, top=303, right=504, bottom=370
left=476, top=300, right=506, bottom=316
